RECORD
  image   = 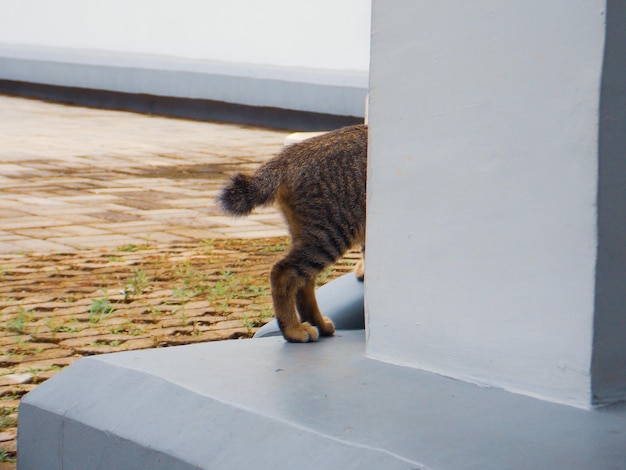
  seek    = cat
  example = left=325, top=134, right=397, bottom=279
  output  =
left=217, top=124, right=367, bottom=343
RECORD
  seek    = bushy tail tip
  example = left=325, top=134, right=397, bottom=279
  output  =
left=217, top=173, right=257, bottom=216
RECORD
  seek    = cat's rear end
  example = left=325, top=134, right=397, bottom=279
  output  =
left=218, top=124, right=367, bottom=342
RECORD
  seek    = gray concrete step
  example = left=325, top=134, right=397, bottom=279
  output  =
left=18, top=331, right=626, bottom=469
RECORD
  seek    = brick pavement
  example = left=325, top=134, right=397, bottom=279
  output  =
left=0, top=95, right=290, bottom=254
left=0, top=96, right=356, bottom=466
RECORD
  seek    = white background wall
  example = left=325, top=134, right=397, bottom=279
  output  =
left=0, top=0, right=370, bottom=118
left=366, top=0, right=606, bottom=408
left=0, top=0, right=371, bottom=72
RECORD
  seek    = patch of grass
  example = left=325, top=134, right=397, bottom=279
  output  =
left=88, top=296, right=115, bottom=323
left=241, top=315, right=256, bottom=336
left=242, top=305, right=274, bottom=336
left=107, top=256, right=123, bottom=262
left=201, top=238, right=215, bottom=251
left=241, top=315, right=267, bottom=335
left=0, top=414, right=17, bottom=429
left=109, top=322, right=146, bottom=336
left=206, top=270, right=245, bottom=311
left=29, top=364, right=62, bottom=376
left=117, top=243, right=149, bottom=252
left=247, top=284, right=269, bottom=296
left=146, top=305, right=163, bottom=322
left=4, top=307, right=33, bottom=334
left=44, top=317, right=69, bottom=334
left=262, top=243, right=287, bottom=253
left=174, top=262, right=209, bottom=295
left=259, top=306, right=273, bottom=319
left=90, top=339, right=122, bottom=347
left=0, top=448, right=16, bottom=463
left=123, top=268, right=149, bottom=301
left=209, top=278, right=235, bottom=299
left=0, top=394, right=19, bottom=401
left=0, top=349, right=24, bottom=360
left=44, top=317, right=84, bottom=334
left=172, top=287, right=196, bottom=301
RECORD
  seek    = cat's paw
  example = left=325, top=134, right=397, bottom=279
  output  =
left=284, top=322, right=320, bottom=343
left=317, top=316, right=335, bottom=337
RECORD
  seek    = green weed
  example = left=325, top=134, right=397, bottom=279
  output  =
left=123, top=268, right=149, bottom=300
left=262, top=243, right=287, bottom=253
left=0, top=448, right=15, bottom=463
left=88, top=296, right=115, bottom=323
left=0, top=394, right=19, bottom=401
left=172, top=287, right=196, bottom=301
left=44, top=317, right=82, bottom=334
left=175, top=262, right=209, bottom=294
left=117, top=243, right=149, bottom=252
left=44, top=317, right=65, bottom=334
left=109, top=322, right=146, bottom=336
left=146, top=305, right=163, bottom=322
left=259, top=306, right=274, bottom=319
left=5, top=307, right=33, bottom=334
left=90, top=340, right=122, bottom=347
left=0, top=406, right=17, bottom=416
left=0, top=414, right=17, bottom=429
left=241, top=315, right=268, bottom=336
left=201, top=238, right=215, bottom=251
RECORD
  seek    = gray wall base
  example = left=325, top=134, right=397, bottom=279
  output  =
left=0, top=80, right=363, bottom=132
left=18, top=331, right=626, bottom=470
left=0, top=43, right=367, bottom=130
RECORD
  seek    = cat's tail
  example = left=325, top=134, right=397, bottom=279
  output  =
left=217, top=166, right=280, bottom=216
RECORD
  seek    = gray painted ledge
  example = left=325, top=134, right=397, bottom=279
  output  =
left=18, top=331, right=626, bottom=470
left=0, top=43, right=368, bottom=118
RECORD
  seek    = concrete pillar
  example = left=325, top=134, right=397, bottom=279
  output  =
left=365, top=0, right=625, bottom=408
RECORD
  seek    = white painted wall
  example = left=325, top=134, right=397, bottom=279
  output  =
left=0, top=0, right=371, bottom=117
left=366, top=0, right=607, bottom=408
left=0, top=0, right=370, bottom=71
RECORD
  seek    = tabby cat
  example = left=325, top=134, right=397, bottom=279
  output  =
left=217, top=124, right=367, bottom=343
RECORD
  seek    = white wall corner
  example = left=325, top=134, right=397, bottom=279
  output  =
left=365, top=0, right=618, bottom=409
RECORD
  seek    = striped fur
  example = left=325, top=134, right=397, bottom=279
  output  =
left=218, top=124, right=367, bottom=342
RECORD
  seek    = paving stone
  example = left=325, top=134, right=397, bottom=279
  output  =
left=0, top=374, right=32, bottom=387
left=214, top=228, right=289, bottom=238
left=46, top=235, right=147, bottom=250
left=6, top=239, right=75, bottom=254
left=54, top=226, right=111, bottom=236
left=10, top=356, right=79, bottom=373
left=0, top=242, right=21, bottom=254
left=0, top=95, right=290, bottom=252
left=0, top=348, right=75, bottom=367
left=0, top=383, right=37, bottom=397
left=0, top=217, right=71, bottom=230
left=11, top=228, right=71, bottom=239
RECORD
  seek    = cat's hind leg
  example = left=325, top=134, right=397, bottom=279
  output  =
left=296, top=279, right=335, bottom=337
left=270, top=256, right=320, bottom=343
